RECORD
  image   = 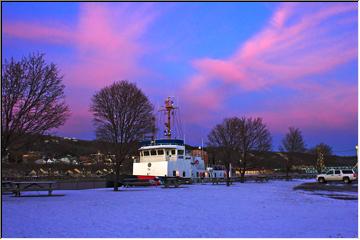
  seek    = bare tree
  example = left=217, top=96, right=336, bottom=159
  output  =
left=90, top=80, right=155, bottom=191
left=1, top=53, right=70, bottom=161
left=309, top=143, right=332, bottom=173
left=208, top=117, right=272, bottom=184
left=237, top=117, right=272, bottom=183
left=309, top=143, right=332, bottom=156
left=280, top=127, right=306, bottom=179
left=208, top=118, right=240, bottom=186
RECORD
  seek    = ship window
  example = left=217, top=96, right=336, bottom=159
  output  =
left=150, top=150, right=157, bottom=155
left=171, top=149, right=176, bottom=155
left=173, top=170, right=176, bottom=177
left=214, top=173, right=217, bottom=177
left=196, top=172, right=199, bottom=177
left=178, top=150, right=184, bottom=155
left=157, top=149, right=164, bottom=155
left=183, top=171, right=186, bottom=177
left=166, top=150, right=170, bottom=155
left=144, top=151, right=150, bottom=156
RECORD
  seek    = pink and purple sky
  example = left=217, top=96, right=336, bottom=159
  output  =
left=2, top=2, right=358, bottom=155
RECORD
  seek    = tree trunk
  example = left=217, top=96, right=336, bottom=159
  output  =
left=1, top=144, right=7, bottom=162
left=1, top=135, right=10, bottom=162
left=240, top=152, right=246, bottom=183
left=240, top=171, right=245, bottom=183
left=113, top=160, right=121, bottom=191
left=225, top=163, right=230, bottom=186
left=285, top=155, right=291, bottom=181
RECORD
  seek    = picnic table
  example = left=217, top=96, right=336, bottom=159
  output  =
left=12, top=181, right=56, bottom=197
left=2, top=181, right=14, bottom=194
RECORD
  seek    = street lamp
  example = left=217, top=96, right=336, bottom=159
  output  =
left=352, top=145, right=359, bottom=173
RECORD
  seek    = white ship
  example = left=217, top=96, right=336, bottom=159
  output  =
left=133, top=97, right=225, bottom=179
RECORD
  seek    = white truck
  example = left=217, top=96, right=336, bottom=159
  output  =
left=316, top=169, right=357, bottom=184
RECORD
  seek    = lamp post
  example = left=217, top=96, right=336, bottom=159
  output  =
left=356, top=145, right=358, bottom=156
left=356, top=145, right=358, bottom=171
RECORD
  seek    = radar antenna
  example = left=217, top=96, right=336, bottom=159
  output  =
left=159, top=97, right=177, bottom=139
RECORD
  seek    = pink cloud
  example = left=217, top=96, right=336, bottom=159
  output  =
left=181, top=3, right=357, bottom=128
left=246, top=81, right=357, bottom=132
left=4, top=3, right=159, bottom=88
left=53, top=107, right=93, bottom=137
left=3, top=22, right=74, bottom=44
left=66, top=3, right=159, bottom=88
left=187, top=3, right=356, bottom=91
left=181, top=87, right=224, bottom=124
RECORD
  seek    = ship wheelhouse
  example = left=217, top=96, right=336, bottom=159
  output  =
left=138, top=139, right=186, bottom=161
left=133, top=139, right=204, bottom=178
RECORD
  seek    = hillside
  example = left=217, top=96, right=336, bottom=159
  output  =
left=7, top=135, right=357, bottom=169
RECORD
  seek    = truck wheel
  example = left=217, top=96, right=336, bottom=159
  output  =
left=318, top=177, right=325, bottom=183
left=343, top=177, right=351, bottom=184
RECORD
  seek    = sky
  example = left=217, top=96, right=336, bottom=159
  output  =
left=2, top=2, right=358, bottom=156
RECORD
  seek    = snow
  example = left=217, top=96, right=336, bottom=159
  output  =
left=2, top=179, right=358, bottom=238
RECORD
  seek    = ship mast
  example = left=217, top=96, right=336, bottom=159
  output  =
left=161, top=97, right=177, bottom=139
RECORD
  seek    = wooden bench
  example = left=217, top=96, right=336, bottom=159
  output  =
left=255, top=176, right=269, bottom=182
left=122, top=178, right=153, bottom=188
left=12, top=181, right=56, bottom=197
left=212, top=178, right=233, bottom=185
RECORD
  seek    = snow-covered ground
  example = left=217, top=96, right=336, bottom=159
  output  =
left=2, top=179, right=358, bottom=238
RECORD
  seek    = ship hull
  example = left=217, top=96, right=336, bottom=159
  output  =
left=133, top=159, right=194, bottom=178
